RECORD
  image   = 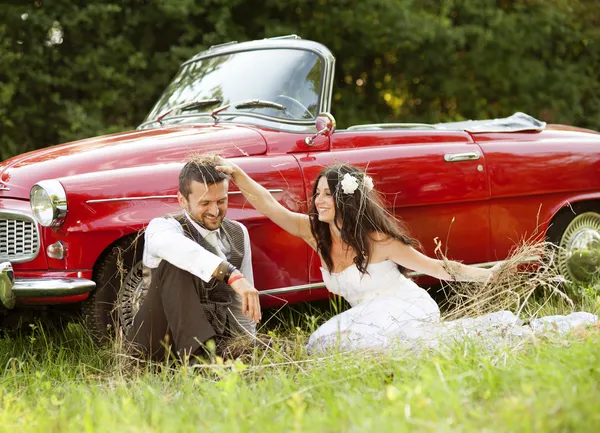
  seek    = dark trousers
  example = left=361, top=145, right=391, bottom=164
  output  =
left=126, top=260, right=218, bottom=362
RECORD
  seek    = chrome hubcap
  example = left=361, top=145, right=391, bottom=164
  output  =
left=117, top=261, right=146, bottom=334
left=558, top=212, right=600, bottom=285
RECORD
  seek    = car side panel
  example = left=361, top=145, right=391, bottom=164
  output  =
left=45, top=156, right=310, bottom=303
left=475, top=130, right=600, bottom=259
left=300, top=130, right=491, bottom=282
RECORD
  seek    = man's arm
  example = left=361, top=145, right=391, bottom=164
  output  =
left=145, top=217, right=223, bottom=283
left=226, top=222, right=257, bottom=334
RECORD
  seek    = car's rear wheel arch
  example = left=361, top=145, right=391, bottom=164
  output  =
left=546, top=199, right=600, bottom=286
left=546, top=200, right=600, bottom=239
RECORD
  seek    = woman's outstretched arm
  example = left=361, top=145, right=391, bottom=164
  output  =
left=215, top=158, right=315, bottom=245
left=380, top=237, right=498, bottom=283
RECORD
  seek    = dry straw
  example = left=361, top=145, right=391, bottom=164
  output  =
left=436, top=237, right=574, bottom=322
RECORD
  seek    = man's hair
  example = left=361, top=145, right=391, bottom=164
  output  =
left=178, top=154, right=229, bottom=198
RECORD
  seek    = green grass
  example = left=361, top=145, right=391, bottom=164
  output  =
left=0, top=293, right=599, bottom=433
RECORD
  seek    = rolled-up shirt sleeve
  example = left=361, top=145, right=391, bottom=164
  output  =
left=144, top=217, right=223, bottom=283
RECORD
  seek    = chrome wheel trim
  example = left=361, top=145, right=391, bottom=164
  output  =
left=558, top=212, right=600, bottom=285
left=117, top=260, right=146, bottom=335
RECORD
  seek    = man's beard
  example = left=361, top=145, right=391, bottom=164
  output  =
left=186, top=206, right=223, bottom=229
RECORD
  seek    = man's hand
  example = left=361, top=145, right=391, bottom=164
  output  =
left=229, top=272, right=261, bottom=323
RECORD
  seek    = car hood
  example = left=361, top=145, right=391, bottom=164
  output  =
left=0, top=124, right=266, bottom=199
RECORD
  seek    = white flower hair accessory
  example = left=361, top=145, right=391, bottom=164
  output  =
left=340, top=173, right=359, bottom=194
left=340, top=173, right=374, bottom=194
left=363, top=175, right=374, bottom=191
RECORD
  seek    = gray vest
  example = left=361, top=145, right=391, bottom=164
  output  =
left=172, top=213, right=245, bottom=285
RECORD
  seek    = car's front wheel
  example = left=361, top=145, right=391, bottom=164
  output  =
left=117, top=260, right=147, bottom=337
left=551, top=209, right=600, bottom=288
left=82, top=235, right=144, bottom=341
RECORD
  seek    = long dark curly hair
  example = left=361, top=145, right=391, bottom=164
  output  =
left=309, top=164, right=419, bottom=275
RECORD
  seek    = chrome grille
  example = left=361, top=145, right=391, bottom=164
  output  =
left=0, top=212, right=40, bottom=263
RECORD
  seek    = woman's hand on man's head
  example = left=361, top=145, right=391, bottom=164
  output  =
left=214, top=156, right=238, bottom=176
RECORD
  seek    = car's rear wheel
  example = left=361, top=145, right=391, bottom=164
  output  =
left=82, top=235, right=144, bottom=341
left=550, top=209, right=600, bottom=288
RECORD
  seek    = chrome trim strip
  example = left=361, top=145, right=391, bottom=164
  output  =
left=0, top=210, right=40, bottom=263
left=86, top=189, right=283, bottom=204
left=258, top=256, right=541, bottom=296
left=320, top=50, right=335, bottom=114
left=12, top=278, right=96, bottom=297
left=238, top=189, right=283, bottom=194
left=347, top=123, right=437, bottom=131
left=137, top=111, right=316, bottom=130
left=184, top=40, right=334, bottom=69
left=259, top=282, right=326, bottom=297
left=87, top=195, right=177, bottom=204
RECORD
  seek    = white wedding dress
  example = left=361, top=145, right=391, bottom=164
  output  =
left=307, top=260, right=598, bottom=353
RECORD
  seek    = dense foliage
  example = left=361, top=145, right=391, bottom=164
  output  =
left=1, top=0, right=599, bottom=160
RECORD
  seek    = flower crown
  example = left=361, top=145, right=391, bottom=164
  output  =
left=340, top=172, right=374, bottom=195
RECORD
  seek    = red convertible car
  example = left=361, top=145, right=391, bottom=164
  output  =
left=0, top=36, right=599, bottom=335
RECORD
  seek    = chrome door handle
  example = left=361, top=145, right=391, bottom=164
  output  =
left=444, top=152, right=480, bottom=162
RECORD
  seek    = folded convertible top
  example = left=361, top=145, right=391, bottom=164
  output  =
left=434, top=112, right=546, bottom=133
left=346, top=112, right=546, bottom=133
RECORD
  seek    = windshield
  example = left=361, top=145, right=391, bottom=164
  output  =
left=144, top=48, right=323, bottom=124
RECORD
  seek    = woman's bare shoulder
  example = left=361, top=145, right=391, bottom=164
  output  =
left=370, top=232, right=413, bottom=259
left=369, top=231, right=394, bottom=243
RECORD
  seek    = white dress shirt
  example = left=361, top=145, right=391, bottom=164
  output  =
left=143, top=212, right=255, bottom=334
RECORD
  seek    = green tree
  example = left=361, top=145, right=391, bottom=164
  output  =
left=1, top=0, right=599, bottom=160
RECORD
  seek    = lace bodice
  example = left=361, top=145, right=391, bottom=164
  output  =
left=320, top=260, right=428, bottom=307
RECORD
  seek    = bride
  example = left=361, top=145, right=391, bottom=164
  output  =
left=216, top=159, right=597, bottom=352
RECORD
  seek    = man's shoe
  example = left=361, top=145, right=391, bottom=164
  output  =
left=188, top=337, right=234, bottom=364
left=252, top=335, right=273, bottom=349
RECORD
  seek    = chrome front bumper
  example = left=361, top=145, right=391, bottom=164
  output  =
left=0, top=262, right=96, bottom=309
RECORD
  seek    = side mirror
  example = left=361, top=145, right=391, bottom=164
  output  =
left=305, top=112, right=336, bottom=146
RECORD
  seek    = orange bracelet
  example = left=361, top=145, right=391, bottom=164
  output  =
left=228, top=274, right=245, bottom=285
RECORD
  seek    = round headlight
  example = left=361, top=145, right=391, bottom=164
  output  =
left=30, top=180, right=68, bottom=227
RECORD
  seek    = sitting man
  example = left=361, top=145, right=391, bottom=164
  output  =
left=126, top=154, right=261, bottom=362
